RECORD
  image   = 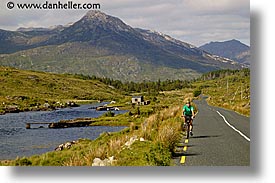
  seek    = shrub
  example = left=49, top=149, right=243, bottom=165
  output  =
left=193, top=88, right=202, bottom=97
left=103, top=111, right=115, bottom=117
left=15, top=157, right=32, bottom=166
left=146, top=142, right=171, bottom=166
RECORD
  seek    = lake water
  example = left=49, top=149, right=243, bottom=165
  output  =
left=0, top=104, right=127, bottom=160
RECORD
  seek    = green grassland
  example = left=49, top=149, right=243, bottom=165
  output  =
left=0, top=66, right=124, bottom=114
left=0, top=67, right=250, bottom=166
left=193, top=69, right=250, bottom=116
left=0, top=87, right=194, bottom=166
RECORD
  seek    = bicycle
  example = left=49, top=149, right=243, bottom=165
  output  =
left=182, top=115, right=193, bottom=139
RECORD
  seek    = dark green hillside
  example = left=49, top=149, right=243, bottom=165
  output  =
left=0, top=42, right=201, bottom=82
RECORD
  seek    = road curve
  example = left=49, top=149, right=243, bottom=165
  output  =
left=174, top=98, right=250, bottom=166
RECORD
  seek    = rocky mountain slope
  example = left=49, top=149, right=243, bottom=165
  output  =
left=199, top=39, right=250, bottom=66
left=0, top=11, right=243, bottom=82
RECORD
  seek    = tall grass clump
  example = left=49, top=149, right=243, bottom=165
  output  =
left=156, top=118, right=182, bottom=151
left=115, top=105, right=183, bottom=166
left=140, top=106, right=182, bottom=147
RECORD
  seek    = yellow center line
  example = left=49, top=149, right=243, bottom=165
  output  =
left=183, top=146, right=187, bottom=152
left=180, top=156, right=186, bottom=164
left=181, top=139, right=189, bottom=164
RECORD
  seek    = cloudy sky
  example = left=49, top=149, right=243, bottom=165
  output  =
left=0, top=0, right=250, bottom=46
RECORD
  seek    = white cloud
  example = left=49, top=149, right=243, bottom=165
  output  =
left=0, top=0, right=250, bottom=46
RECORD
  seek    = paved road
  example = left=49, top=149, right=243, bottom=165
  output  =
left=173, top=98, right=250, bottom=166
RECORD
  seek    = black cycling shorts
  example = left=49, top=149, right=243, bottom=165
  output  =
left=184, top=115, right=192, bottom=123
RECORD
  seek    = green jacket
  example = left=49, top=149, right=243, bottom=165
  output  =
left=183, top=105, right=194, bottom=116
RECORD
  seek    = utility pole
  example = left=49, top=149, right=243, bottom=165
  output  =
left=226, top=78, right=229, bottom=94
left=241, top=83, right=243, bottom=100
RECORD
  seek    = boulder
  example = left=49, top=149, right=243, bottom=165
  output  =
left=54, top=140, right=78, bottom=151
left=64, top=142, right=72, bottom=149
left=43, top=103, right=51, bottom=108
left=124, top=136, right=138, bottom=148
left=5, top=105, right=20, bottom=113
left=139, top=137, right=145, bottom=142
left=92, top=158, right=102, bottom=166
left=92, top=156, right=115, bottom=166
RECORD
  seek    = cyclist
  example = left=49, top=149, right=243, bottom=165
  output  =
left=182, top=100, right=195, bottom=136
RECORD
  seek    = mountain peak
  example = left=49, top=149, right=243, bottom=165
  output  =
left=83, top=10, right=108, bottom=21
left=0, top=11, right=244, bottom=82
left=76, top=10, right=133, bottom=33
left=199, top=39, right=250, bottom=66
left=226, top=39, right=242, bottom=44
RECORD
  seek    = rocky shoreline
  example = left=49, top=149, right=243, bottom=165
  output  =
left=0, top=101, right=79, bottom=115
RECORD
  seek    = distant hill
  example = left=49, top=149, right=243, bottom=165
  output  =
left=0, top=11, right=244, bottom=82
left=199, top=39, right=250, bottom=66
left=0, top=66, right=122, bottom=114
left=195, top=68, right=250, bottom=116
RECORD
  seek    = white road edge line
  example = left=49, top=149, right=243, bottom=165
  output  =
left=216, top=111, right=250, bottom=142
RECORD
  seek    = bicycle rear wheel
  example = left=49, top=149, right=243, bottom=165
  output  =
left=186, top=122, right=190, bottom=139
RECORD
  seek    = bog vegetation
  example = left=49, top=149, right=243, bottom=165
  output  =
left=0, top=67, right=250, bottom=166
left=195, top=69, right=250, bottom=116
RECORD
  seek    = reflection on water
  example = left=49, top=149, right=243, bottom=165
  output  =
left=0, top=104, right=126, bottom=160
